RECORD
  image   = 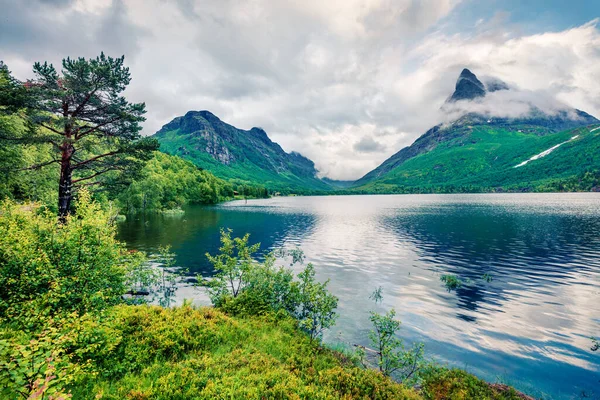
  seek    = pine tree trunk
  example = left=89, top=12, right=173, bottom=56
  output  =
left=58, top=143, right=74, bottom=220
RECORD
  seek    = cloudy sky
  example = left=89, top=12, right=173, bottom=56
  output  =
left=1, top=0, right=599, bottom=180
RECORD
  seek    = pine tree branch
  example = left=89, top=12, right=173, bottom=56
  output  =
left=71, top=150, right=121, bottom=170
left=75, top=116, right=122, bottom=139
left=18, top=159, right=60, bottom=171
left=72, top=167, right=117, bottom=183
left=36, top=122, right=64, bottom=136
left=71, top=83, right=100, bottom=117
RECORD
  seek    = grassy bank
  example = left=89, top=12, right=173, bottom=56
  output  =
left=66, top=304, right=527, bottom=400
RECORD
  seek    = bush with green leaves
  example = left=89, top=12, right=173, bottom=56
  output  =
left=202, top=229, right=338, bottom=342
left=293, top=263, right=338, bottom=341
left=365, top=288, right=425, bottom=382
left=420, top=366, right=528, bottom=400
left=64, top=304, right=422, bottom=400
left=0, top=314, right=88, bottom=399
left=0, top=190, right=147, bottom=325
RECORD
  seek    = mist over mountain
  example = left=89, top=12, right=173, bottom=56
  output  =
left=354, top=69, right=599, bottom=191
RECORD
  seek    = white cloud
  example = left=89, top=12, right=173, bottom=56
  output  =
left=1, top=2, right=599, bottom=180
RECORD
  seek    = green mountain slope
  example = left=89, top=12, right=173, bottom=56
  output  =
left=153, top=111, right=331, bottom=192
left=355, top=123, right=600, bottom=193
left=355, top=69, right=600, bottom=192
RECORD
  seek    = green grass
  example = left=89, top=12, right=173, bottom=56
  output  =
left=63, top=304, right=533, bottom=400
left=69, top=304, right=421, bottom=399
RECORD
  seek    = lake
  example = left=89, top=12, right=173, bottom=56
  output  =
left=117, top=193, right=600, bottom=399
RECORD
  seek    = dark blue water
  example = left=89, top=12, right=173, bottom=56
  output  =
left=117, top=194, right=600, bottom=399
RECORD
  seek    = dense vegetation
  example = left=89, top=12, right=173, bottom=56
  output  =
left=117, top=151, right=234, bottom=213
left=0, top=61, right=271, bottom=213
left=4, top=54, right=159, bottom=218
left=354, top=123, right=600, bottom=194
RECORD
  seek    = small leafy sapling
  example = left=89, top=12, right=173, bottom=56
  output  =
left=157, top=245, right=181, bottom=307
left=367, top=287, right=424, bottom=382
left=201, top=230, right=338, bottom=342
left=293, top=264, right=338, bottom=342
left=203, top=229, right=260, bottom=305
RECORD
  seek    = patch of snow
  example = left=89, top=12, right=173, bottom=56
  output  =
left=514, top=135, right=579, bottom=168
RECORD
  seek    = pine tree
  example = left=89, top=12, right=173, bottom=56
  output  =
left=20, top=53, right=158, bottom=218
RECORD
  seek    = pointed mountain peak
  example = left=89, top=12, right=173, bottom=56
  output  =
left=448, top=68, right=486, bottom=103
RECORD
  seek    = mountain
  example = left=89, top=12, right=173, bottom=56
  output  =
left=354, top=69, right=600, bottom=192
left=447, top=68, right=486, bottom=102
left=153, top=111, right=331, bottom=192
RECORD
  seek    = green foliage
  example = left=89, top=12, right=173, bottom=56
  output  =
left=204, top=230, right=338, bottom=342
left=0, top=190, right=141, bottom=324
left=66, top=304, right=421, bottom=400
left=0, top=64, right=58, bottom=204
left=204, top=229, right=262, bottom=302
left=0, top=61, right=31, bottom=114
left=0, top=315, right=87, bottom=399
left=118, top=152, right=234, bottom=213
left=294, top=263, right=339, bottom=341
left=440, top=275, right=462, bottom=291
left=367, top=289, right=425, bottom=382
left=420, top=367, right=528, bottom=400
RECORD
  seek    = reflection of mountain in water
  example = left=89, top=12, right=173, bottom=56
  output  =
left=381, top=204, right=600, bottom=318
left=117, top=204, right=317, bottom=275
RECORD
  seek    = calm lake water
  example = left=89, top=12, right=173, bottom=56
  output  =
left=117, top=194, right=600, bottom=399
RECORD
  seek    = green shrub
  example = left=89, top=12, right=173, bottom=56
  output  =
left=68, top=304, right=421, bottom=400
left=203, top=230, right=338, bottom=342
left=420, top=367, right=527, bottom=400
left=0, top=191, right=144, bottom=325
left=366, top=288, right=425, bottom=382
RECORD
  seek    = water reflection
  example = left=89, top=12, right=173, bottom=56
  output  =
left=118, top=204, right=317, bottom=275
left=117, top=194, right=600, bottom=399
